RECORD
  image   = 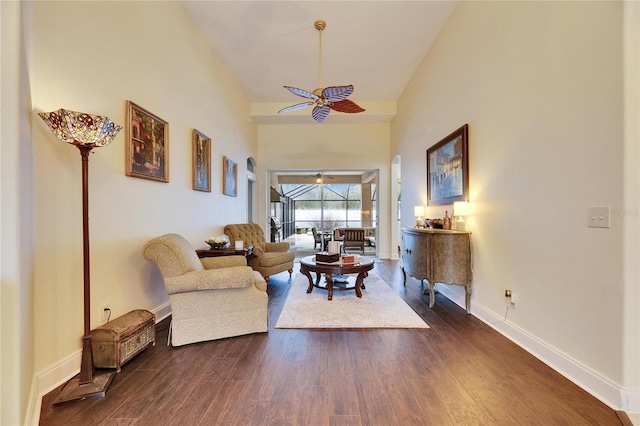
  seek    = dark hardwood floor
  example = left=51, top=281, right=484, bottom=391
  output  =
left=40, top=259, right=624, bottom=425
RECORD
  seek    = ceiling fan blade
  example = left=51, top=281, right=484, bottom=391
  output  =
left=315, top=173, right=334, bottom=179
left=329, top=99, right=366, bottom=114
left=322, top=85, right=354, bottom=102
left=284, top=86, right=319, bottom=100
left=278, top=102, right=313, bottom=114
left=312, top=105, right=331, bottom=123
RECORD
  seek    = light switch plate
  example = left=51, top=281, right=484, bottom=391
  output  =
left=588, top=206, right=610, bottom=228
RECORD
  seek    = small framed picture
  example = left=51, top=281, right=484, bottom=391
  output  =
left=125, top=101, right=169, bottom=182
left=192, top=130, right=211, bottom=192
left=223, top=156, right=237, bottom=197
left=427, top=124, right=469, bottom=205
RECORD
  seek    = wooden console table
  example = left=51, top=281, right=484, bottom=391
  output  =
left=196, top=246, right=254, bottom=259
left=401, top=228, right=472, bottom=314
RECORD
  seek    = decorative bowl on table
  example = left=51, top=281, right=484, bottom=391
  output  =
left=206, top=236, right=229, bottom=250
left=206, top=242, right=227, bottom=250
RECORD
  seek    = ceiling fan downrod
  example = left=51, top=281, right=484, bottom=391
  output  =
left=315, top=20, right=325, bottom=90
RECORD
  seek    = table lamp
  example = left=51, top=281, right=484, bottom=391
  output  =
left=38, top=108, right=122, bottom=404
left=414, top=205, right=425, bottom=228
left=453, top=201, right=470, bottom=231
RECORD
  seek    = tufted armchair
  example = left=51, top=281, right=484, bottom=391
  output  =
left=224, top=223, right=294, bottom=282
left=142, top=233, right=268, bottom=346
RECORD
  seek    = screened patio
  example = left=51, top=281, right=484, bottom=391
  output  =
left=269, top=177, right=377, bottom=256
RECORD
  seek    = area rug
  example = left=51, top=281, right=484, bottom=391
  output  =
left=275, top=273, right=429, bottom=329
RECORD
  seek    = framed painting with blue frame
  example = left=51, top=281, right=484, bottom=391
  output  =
left=427, top=124, right=469, bottom=206
left=192, top=129, right=211, bottom=192
left=223, top=156, right=237, bottom=197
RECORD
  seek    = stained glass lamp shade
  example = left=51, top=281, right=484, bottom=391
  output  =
left=38, top=108, right=122, bottom=147
left=38, top=108, right=122, bottom=405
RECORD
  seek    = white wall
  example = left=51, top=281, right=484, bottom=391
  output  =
left=28, top=0, right=255, bottom=385
left=257, top=123, right=391, bottom=258
left=1, top=2, right=36, bottom=424
left=392, top=0, right=638, bottom=409
left=623, top=0, right=640, bottom=413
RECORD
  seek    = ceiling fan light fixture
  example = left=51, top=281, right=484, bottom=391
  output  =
left=278, top=20, right=365, bottom=123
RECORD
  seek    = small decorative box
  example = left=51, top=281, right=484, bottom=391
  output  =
left=341, top=255, right=355, bottom=264
left=316, top=252, right=340, bottom=263
left=91, top=309, right=155, bottom=372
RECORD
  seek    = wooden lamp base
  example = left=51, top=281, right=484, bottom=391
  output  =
left=53, top=370, right=115, bottom=405
left=53, top=334, right=115, bottom=405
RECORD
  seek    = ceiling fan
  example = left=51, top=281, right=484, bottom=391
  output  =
left=278, top=20, right=365, bottom=123
left=314, top=172, right=334, bottom=183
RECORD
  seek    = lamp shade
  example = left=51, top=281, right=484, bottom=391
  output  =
left=453, top=201, right=469, bottom=217
left=414, top=206, right=425, bottom=217
left=38, top=108, right=122, bottom=147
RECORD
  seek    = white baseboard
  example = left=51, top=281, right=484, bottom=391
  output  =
left=153, top=301, right=172, bottom=323
left=378, top=251, right=391, bottom=260
left=435, top=284, right=639, bottom=414
left=627, top=389, right=640, bottom=414
left=27, top=302, right=171, bottom=425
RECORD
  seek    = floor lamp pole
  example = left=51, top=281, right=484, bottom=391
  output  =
left=54, top=145, right=115, bottom=405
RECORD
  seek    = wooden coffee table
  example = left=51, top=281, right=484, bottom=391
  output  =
left=299, top=255, right=374, bottom=300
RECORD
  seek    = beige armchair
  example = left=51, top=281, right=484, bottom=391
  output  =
left=142, top=233, right=268, bottom=346
left=224, top=223, right=294, bottom=282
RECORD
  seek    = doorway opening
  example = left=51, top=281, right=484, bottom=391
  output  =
left=268, top=170, right=378, bottom=256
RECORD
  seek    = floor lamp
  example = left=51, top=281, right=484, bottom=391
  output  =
left=39, top=108, right=122, bottom=405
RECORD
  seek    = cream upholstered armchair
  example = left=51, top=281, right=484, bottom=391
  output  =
left=142, top=233, right=268, bottom=346
left=224, top=223, right=294, bottom=282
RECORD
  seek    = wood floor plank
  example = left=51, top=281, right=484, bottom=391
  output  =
left=198, top=379, right=252, bottom=425
left=229, top=397, right=270, bottom=425
left=162, top=357, right=237, bottom=425
left=326, top=371, right=360, bottom=417
left=130, top=343, right=224, bottom=425
left=329, top=415, right=363, bottom=426
left=39, top=259, right=625, bottom=426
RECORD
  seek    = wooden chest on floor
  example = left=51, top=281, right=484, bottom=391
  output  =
left=91, top=309, right=155, bottom=372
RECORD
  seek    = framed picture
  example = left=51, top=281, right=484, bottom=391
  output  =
left=125, top=101, right=169, bottom=182
left=223, top=156, right=237, bottom=197
left=192, top=130, right=211, bottom=192
left=427, top=124, right=469, bottom=205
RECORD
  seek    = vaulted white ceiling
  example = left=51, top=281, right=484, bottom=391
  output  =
left=183, top=1, right=457, bottom=123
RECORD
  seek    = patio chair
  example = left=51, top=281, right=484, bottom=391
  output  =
left=342, top=228, right=365, bottom=254
left=312, top=227, right=323, bottom=250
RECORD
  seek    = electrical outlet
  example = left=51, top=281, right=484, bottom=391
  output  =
left=588, top=206, right=610, bottom=228
left=504, top=290, right=517, bottom=309
left=99, top=304, right=111, bottom=323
